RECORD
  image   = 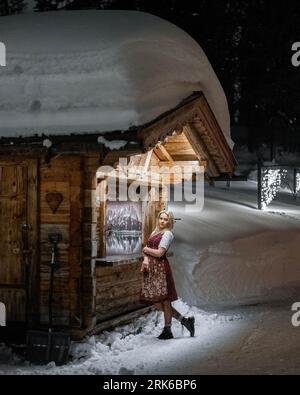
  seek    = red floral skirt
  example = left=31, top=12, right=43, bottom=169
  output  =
left=140, top=255, right=178, bottom=303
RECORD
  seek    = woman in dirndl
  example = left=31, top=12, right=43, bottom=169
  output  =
left=140, top=210, right=195, bottom=340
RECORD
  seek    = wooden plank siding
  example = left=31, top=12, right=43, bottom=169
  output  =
left=39, top=156, right=83, bottom=328
left=0, top=159, right=38, bottom=325
left=38, top=153, right=152, bottom=333
left=95, top=260, right=143, bottom=322
left=81, top=155, right=100, bottom=331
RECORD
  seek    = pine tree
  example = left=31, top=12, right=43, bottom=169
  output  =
left=34, top=0, right=118, bottom=11
left=0, top=0, right=27, bottom=15
left=9, top=0, right=27, bottom=13
left=0, top=0, right=9, bottom=16
left=64, top=0, right=118, bottom=10
left=34, top=0, right=75, bottom=12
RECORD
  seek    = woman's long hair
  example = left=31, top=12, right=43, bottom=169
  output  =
left=152, top=210, right=175, bottom=234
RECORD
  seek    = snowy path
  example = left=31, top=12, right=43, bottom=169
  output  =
left=1, top=300, right=299, bottom=375
left=136, top=303, right=300, bottom=375
left=171, top=181, right=300, bottom=252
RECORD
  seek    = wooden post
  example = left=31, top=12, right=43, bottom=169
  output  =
left=69, top=163, right=83, bottom=327
left=226, top=176, right=231, bottom=189
left=97, top=179, right=108, bottom=258
left=26, top=159, right=39, bottom=328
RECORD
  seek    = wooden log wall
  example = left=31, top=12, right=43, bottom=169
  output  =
left=95, top=260, right=143, bottom=322
left=39, top=156, right=83, bottom=328
left=39, top=153, right=107, bottom=333
left=81, top=155, right=100, bottom=331
left=0, top=159, right=38, bottom=325
left=39, top=151, right=169, bottom=333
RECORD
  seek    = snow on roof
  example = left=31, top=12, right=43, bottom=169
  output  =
left=0, top=10, right=233, bottom=148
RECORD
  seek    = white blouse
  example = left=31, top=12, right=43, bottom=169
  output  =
left=158, top=230, right=174, bottom=251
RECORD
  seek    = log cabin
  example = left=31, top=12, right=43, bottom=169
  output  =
left=0, top=10, right=236, bottom=340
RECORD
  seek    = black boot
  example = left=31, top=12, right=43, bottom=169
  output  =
left=181, top=317, right=195, bottom=337
left=158, top=326, right=174, bottom=340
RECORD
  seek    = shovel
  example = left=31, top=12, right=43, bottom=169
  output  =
left=26, top=233, right=70, bottom=366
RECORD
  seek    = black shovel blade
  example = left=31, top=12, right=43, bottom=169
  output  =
left=26, top=330, right=70, bottom=366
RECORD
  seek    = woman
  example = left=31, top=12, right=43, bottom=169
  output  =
left=140, top=210, right=195, bottom=340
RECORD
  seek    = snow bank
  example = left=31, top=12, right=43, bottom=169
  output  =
left=170, top=181, right=300, bottom=308
left=0, top=10, right=232, bottom=148
left=189, top=230, right=300, bottom=307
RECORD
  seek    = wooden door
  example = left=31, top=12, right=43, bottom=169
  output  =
left=0, top=160, right=37, bottom=323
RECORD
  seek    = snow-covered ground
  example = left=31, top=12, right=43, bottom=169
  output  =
left=1, top=300, right=299, bottom=375
left=171, top=180, right=300, bottom=308
left=0, top=180, right=299, bottom=375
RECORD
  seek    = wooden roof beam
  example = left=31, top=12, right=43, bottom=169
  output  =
left=183, top=124, right=220, bottom=178
left=138, top=93, right=236, bottom=176
left=154, top=143, right=174, bottom=162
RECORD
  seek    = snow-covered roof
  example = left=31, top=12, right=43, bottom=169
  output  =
left=0, top=10, right=233, bottom=148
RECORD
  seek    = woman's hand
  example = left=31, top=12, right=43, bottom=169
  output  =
left=140, top=261, right=149, bottom=272
left=143, top=247, right=150, bottom=254
left=143, top=246, right=166, bottom=258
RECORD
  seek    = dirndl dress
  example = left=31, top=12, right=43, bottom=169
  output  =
left=140, top=232, right=178, bottom=303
